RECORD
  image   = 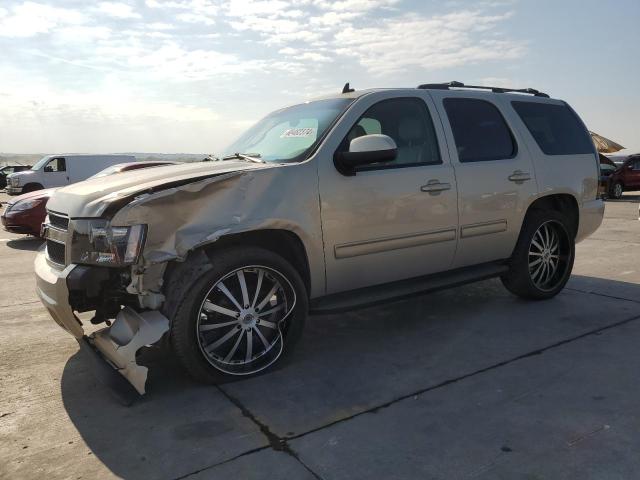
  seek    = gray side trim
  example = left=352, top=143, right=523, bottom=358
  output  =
left=460, top=220, right=508, bottom=239
left=334, top=228, right=456, bottom=259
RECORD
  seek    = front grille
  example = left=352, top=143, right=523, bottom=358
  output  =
left=49, top=212, right=69, bottom=231
left=46, top=240, right=65, bottom=265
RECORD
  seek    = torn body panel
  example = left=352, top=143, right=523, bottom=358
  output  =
left=35, top=253, right=170, bottom=396
left=92, top=307, right=169, bottom=394
left=111, top=162, right=326, bottom=300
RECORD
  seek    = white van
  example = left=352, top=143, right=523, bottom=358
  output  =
left=6, top=154, right=135, bottom=195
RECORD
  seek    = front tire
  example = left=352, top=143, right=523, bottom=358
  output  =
left=22, top=183, right=43, bottom=193
left=611, top=181, right=624, bottom=199
left=501, top=209, right=575, bottom=300
left=167, top=247, right=307, bottom=384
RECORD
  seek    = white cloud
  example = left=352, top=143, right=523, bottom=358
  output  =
left=0, top=2, right=85, bottom=38
left=0, top=77, right=225, bottom=153
left=478, top=77, right=516, bottom=88
left=176, top=12, right=216, bottom=25
left=146, top=22, right=176, bottom=30
left=316, top=0, right=399, bottom=12
left=333, top=11, right=523, bottom=74
left=146, top=0, right=218, bottom=23
left=104, top=41, right=290, bottom=79
left=97, top=2, right=141, bottom=19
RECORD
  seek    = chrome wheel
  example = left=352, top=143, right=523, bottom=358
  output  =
left=196, top=265, right=296, bottom=375
left=528, top=221, right=570, bottom=292
left=614, top=183, right=623, bottom=199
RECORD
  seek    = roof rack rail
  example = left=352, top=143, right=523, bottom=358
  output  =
left=417, top=81, right=550, bottom=98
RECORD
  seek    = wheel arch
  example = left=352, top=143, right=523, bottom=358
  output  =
left=201, top=229, right=312, bottom=297
left=524, top=193, right=579, bottom=238
left=160, top=228, right=313, bottom=328
left=22, top=182, right=44, bottom=192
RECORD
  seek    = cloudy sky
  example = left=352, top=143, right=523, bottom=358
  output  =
left=0, top=0, right=638, bottom=154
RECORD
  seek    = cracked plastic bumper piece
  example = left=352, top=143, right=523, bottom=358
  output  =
left=91, top=307, right=169, bottom=394
left=34, top=250, right=170, bottom=396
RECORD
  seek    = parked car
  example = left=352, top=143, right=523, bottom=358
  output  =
left=5, top=154, right=135, bottom=195
left=598, top=153, right=617, bottom=198
left=607, top=154, right=640, bottom=199
left=0, top=165, right=31, bottom=189
left=1, top=162, right=177, bottom=236
left=34, top=82, right=603, bottom=396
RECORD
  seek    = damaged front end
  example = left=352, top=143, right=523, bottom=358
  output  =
left=35, top=252, right=170, bottom=402
left=36, top=160, right=323, bottom=400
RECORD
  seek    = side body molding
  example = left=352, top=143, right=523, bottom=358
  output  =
left=334, top=228, right=457, bottom=259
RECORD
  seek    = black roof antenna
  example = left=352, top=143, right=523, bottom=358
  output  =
left=342, top=82, right=355, bottom=94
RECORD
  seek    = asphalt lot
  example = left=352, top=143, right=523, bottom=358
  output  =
left=1, top=192, right=639, bottom=480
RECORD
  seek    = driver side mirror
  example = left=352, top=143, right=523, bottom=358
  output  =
left=334, top=134, right=397, bottom=176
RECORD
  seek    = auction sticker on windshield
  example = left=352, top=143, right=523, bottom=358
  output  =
left=281, top=127, right=316, bottom=138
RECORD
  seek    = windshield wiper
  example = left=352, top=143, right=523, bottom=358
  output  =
left=221, top=152, right=265, bottom=164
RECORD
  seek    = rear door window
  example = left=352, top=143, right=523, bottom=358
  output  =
left=511, top=101, right=593, bottom=155
left=443, top=98, right=516, bottom=163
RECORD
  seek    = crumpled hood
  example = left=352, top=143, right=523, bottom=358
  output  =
left=47, top=161, right=270, bottom=217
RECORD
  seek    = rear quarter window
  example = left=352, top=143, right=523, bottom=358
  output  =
left=511, top=101, right=594, bottom=156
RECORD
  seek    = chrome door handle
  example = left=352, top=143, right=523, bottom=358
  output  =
left=508, top=170, right=531, bottom=183
left=420, top=180, right=451, bottom=194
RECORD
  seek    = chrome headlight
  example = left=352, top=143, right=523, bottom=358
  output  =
left=70, top=219, right=146, bottom=266
left=10, top=176, right=20, bottom=187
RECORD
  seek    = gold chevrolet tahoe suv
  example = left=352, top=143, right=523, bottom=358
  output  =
left=35, top=82, right=604, bottom=398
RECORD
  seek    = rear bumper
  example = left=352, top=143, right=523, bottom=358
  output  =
left=34, top=250, right=169, bottom=395
left=576, top=198, right=605, bottom=243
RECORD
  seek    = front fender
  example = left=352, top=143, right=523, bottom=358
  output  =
left=112, top=164, right=325, bottom=299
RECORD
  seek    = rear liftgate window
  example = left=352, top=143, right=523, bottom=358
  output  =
left=443, top=98, right=516, bottom=163
left=511, top=101, right=593, bottom=155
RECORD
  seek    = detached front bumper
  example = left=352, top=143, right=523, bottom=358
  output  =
left=34, top=250, right=169, bottom=397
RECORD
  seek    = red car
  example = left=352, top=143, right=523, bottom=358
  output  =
left=1, top=161, right=176, bottom=236
left=607, top=154, right=640, bottom=199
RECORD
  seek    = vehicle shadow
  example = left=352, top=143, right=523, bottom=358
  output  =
left=60, top=275, right=640, bottom=479
left=6, top=237, right=44, bottom=250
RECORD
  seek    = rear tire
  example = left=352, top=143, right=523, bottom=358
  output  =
left=166, top=246, right=307, bottom=384
left=501, top=209, right=575, bottom=300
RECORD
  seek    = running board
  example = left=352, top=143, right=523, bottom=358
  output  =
left=310, top=262, right=509, bottom=314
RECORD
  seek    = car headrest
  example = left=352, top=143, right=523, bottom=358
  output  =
left=347, top=124, right=367, bottom=143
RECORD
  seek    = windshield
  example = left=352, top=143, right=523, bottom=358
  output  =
left=31, top=156, right=52, bottom=171
left=223, top=98, right=354, bottom=162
